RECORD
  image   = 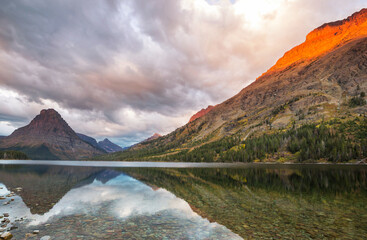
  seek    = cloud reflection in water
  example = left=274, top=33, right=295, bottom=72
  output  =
left=6, top=174, right=242, bottom=239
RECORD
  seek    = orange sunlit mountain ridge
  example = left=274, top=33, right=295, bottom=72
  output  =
left=187, top=8, right=367, bottom=123
left=99, top=8, right=367, bottom=162
left=189, top=105, right=216, bottom=123
left=259, top=8, right=367, bottom=78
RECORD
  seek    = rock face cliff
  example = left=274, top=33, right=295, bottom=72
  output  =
left=77, top=133, right=102, bottom=150
left=189, top=106, right=215, bottom=122
left=262, top=8, right=367, bottom=76
left=0, top=109, right=104, bottom=160
left=107, top=8, right=367, bottom=160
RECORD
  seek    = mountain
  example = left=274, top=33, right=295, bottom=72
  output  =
left=77, top=133, right=100, bottom=148
left=143, top=133, right=162, bottom=142
left=77, top=133, right=123, bottom=153
left=261, top=8, right=367, bottom=77
left=98, top=138, right=123, bottom=153
left=115, top=133, right=162, bottom=153
left=76, top=133, right=105, bottom=151
left=189, top=105, right=215, bottom=122
left=99, top=9, right=367, bottom=162
left=0, top=109, right=104, bottom=160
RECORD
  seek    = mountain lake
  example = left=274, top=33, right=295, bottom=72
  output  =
left=0, top=161, right=366, bottom=239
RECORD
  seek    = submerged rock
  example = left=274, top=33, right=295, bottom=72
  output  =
left=0, top=232, right=13, bottom=240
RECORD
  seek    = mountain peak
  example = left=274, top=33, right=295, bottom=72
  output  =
left=0, top=109, right=103, bottom=159
left=98, top=138, right=123, bottom=153
left=189, top=105, right=215, bottom=122
left=260, top=8, right=367, bottom=78
left=18, top=109, right=73, bottom=138
left=40, top=108, right=58, bottom=115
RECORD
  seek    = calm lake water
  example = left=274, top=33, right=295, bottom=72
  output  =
left=0, top=162, right=366, bottom=239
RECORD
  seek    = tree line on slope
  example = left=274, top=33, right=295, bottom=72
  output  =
left=0, top=150, right=29, bottom=160
left=161, top=117, right=367, bottom=163
left=98, top=116, right=366, bottom=163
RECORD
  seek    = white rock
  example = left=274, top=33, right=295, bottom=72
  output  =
left=40, top=236, right=51, bottom=240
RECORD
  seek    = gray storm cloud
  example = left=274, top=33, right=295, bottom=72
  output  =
left=0, top=0, right=365, bottom=146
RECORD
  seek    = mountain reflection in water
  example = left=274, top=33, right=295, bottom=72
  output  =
left=0, top=164, right=366, bottom=239
left=123, top=165, right=367, bottom=239
left=0, top=165, right=242, bottom=240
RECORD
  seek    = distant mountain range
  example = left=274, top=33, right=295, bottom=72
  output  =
left=97, top=138, right=123, bottom=153
left=76, top=133, right=123, bottom=153
left=100, top=8, right=367, bottom=162
left=0, top=109, right=122, bottom=160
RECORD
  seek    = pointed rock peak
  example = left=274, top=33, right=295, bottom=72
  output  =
left=98, top=138, right=123, bottom=153
left=40, top=108, right=59, bottom=115
left=189, top=105, right=215, bottom=122
left=27, top=108, right=72, bottom=133
left=260, top=8, right=367, bottom=78
left=0, top=109, right=103, bottom=159
left=35, top=109, right=64, bottom=122
left=33, top=109, right=64, bottom=122
left=38, top=109, right=60, bottom=118
left=152, top=133, right=161, bottom=138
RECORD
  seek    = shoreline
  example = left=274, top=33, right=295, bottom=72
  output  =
left=0, top=159, right=366, bottom=168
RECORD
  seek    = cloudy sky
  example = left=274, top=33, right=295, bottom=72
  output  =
left=0, top=0, right=365, bottom=146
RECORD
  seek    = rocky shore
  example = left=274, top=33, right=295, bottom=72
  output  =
left=0, top=187, right=48, bottom=240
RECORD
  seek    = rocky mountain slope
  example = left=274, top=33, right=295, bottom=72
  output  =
left=77, top=133, right=123, bottom=153
left=101, top=9, right=367, bottom=162
left=77, top=133, right=102, bottom=150
left=189, top=105, right=215, bottom=122
left=0, top=109, right=104, bottom=160
left=98, top=138, right=123, bottom=153
left=262, top=8, right=367, bottom=76
left=143, top=133, right=162, bottom=142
